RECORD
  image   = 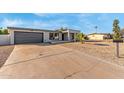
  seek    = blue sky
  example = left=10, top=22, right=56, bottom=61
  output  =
left=0, top=13, right=124, bottom=34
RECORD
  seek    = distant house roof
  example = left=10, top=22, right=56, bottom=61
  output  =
left=7, top=27, right=54, bottom=32
left=88, top=33, right=111, bottom=35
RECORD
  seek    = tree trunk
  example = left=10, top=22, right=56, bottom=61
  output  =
left=116, top=42, right=119, bottom=58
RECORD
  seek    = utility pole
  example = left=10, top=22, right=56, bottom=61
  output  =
left=94, top=26, right=98, bottom=33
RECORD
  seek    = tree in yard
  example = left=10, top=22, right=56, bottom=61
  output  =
left=112, top=19, right=122, bottom=58
left=84, top=35, right=89, bottom=40
left=113, top=19, right=121, bottom=40
left=0, top=29, right=3, bottom=34
left=75, top=33, right=85, bottom=43
left=3, top=29, right=9, bottom=34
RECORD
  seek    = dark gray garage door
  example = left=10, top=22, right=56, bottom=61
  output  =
left=14, top=31, right=44, bottom=44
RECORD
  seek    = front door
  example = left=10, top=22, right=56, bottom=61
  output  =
left=62, top=34, right=64, bottom=40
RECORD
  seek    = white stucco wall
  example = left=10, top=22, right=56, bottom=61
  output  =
left=0, top=35, right=10, bottom=45
left=9, top=29, right=51, bottom=44
left=59, top=33, right=62, bottom=40
left=69, top=29, right=80, bottom=41
left=44, top=32, right=50, bottom=42
left=7, top=28, right=80, bottom=44
left=74, top=33, right=77, bottom=41
left=9, top=30, right=14, bottom=44
left=88, top=34, right=104, bottom=40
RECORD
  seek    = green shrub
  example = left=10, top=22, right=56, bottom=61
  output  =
left=0, top=29, right=9, bottom=35
left=113, top=19, right=122, bottom=40
left=0, top=30, right=3, bottom=34
left=75, top=33, right=85, bottom=43
left=3, top=29, right=9, bottom=34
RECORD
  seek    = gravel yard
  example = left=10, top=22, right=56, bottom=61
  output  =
left=62, top=41, right=124, bottom=66
left=0, top=45, right=14, bottom=68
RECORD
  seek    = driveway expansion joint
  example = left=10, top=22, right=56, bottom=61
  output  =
left=64, top=70, right=81, bottom=79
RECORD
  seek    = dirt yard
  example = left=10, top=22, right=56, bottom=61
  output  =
left=62, top=41, right=124, bottom=66
left=0, top=45, right=14, bottom=68
left=1, top=43, right=124, bottom=78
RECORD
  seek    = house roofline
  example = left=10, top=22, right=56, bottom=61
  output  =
left=68, top=29, right=80, bottom=32
left=55, top=28, right=80, bottom=32
left=87, top=33, right=111, bottom=35
left=7, top=27, right=81, bottom=33
left=7, top=27, right=55, bottom=32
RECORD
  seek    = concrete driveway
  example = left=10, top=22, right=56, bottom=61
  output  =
left=0, top=43, right=124, bottom=79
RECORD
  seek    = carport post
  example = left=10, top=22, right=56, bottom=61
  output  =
left=67, top=30, right=70, bottom=41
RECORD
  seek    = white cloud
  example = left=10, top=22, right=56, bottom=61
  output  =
left=33, top=13, right=95, bottom=30
left=31, top=19, right=69, bottom=29
left=33, top=13, right=48, bottom=17
left=2, top=18, right=23, bottom=27
left=32, top=20, right=50, bottom=28
left=77, top=14, right=107, bottom=33
left=0, top=18, right=69, bottom=29
left=79, top=13, right=93, bottom=17
left=1, top=14, right=83, bottom=30
left=78, top=18, right=97, bottom=34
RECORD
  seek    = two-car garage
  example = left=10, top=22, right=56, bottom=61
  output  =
left=8, top=27, right=51, bottom=44
left=14, top=31, right=44, bottom=44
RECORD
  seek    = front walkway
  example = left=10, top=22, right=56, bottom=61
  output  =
left=0, top=43, right=124, bottom=78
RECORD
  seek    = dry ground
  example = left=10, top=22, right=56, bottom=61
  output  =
left=0, top=45, right=14, bottom=68
left=1, top=43, right=124, bottom=78
left=61, top=41, right=124, bottom=66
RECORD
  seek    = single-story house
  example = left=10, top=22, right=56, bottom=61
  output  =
left=87, top=33, right=112, bottom=40
left=7, top=27, right=80, bottom=44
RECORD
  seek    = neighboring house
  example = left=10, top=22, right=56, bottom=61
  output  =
left=87, top=33, right=112, bottom=40
left=7, top=27, right=80, bottom=44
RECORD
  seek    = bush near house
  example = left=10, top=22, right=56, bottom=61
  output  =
left=0, top=29, right=9, bottom=35
left=84, top=35, right=89, bottom=40
left=0, top=29, right=2, bottom=34
left=75, top=33, right=86, bottom=43
left=3, top=29, right=9, bottom=34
